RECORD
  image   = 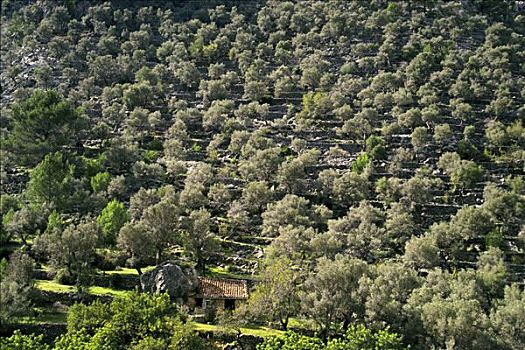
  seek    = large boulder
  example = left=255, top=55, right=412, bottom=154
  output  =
left=139, top=262, right=197, bottom=300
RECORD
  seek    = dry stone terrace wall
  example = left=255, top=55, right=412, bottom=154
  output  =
left=1, top=1, right=524, bottom=279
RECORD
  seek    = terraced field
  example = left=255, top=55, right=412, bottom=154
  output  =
left=1, top=1, right=524, bottom=349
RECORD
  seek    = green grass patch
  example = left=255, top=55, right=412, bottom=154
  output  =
left=288, top=317, right=316, bottom=331
left=35, top=279, right=75, bottom=293
left=194, top=322, right=284, bottom=338
left=35, top=279, right=130, bottom=297
left=102, top=267, right=139, bottom=276
left=101, top=266, right=155, bottom=276
left=102, top=267, right=139, bottom=275
left=193, top=322, right=217, bottom=332
left=89, top=286, right=129, bottom=297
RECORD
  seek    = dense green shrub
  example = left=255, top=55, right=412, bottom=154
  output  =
left=97, top=199, right=129, bottom=245
left=0, top=330, right=49, bottom=350
left=352, top=153, right=370, bottom=174
left=61, top=292, right=212, bottom=349
left=365, top=135, right=386, bottom=160
left=91, top=172, right=111, bottom=193
left=256, top=326, right=405, bottom=350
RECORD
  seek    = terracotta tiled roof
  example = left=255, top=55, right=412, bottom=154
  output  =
left=197, top=277, right=248, bottom=299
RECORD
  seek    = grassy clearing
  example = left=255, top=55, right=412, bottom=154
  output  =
left=35, top=279, right=75, bottom=293
left=89, top=286, right=129, bottom=297
left=100, top=265, right=155, bottom=276
left=102, top=267, right=139, bottom=275
left=288, top=317, right=317, bottom=332
left=193, top=322, right=284, bottom=338
left=35, top=279, right=130, bottom=297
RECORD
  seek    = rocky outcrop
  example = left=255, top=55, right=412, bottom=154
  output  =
left=139, top=262, right=197, bottom=301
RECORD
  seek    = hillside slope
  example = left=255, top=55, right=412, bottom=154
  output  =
left=1, top=1, right=524, bottom=349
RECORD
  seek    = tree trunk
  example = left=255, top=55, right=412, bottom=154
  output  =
left=198, top=258, right=206, bottom=276
left=235, top=329, right=245, bottom=350
left=319, top=326, right=328, bottom=341
left=280, top=316, right=289, bottom=330
left=342, top=317, right=350, bottom=330
left=155, top=248, right=162, bottom=265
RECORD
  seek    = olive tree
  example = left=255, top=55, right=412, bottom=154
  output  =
left=301, top=255, right=369, bottom=333
left=359, top=263, right=422, bottom=336
left=240, top=257, right=300, bottom=330
left=0, top=250, right=35, bottom=323
left=438, top=152, right=484, bottom=190
left=142, top=199, right=181, bottom=264
left=183, top=209, right=219, bottom=275
left=489, top=284, right=525, bottom=350
left=261, top=194, right=317, bottom=237
left=34, top=219, right=102, bottom=288
left=405, top=270, right=496, bottom=349
left=117, top=222, right=155, bottom=275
